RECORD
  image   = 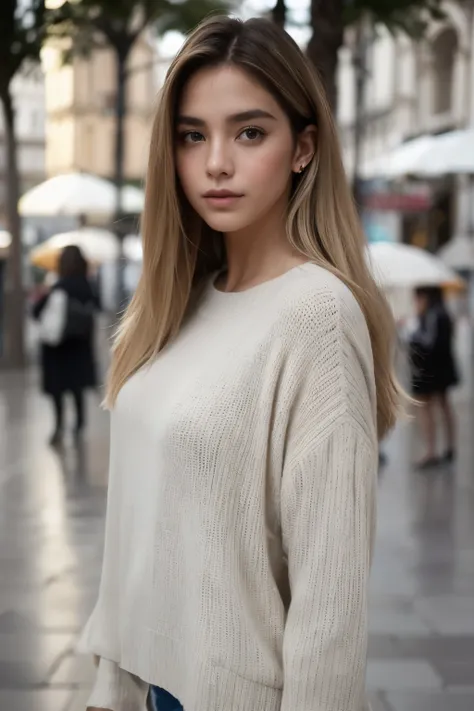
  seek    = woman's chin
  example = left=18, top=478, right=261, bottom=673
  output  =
left=203, top=214, right=253, bottom=234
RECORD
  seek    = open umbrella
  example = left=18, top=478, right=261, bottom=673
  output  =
left=30, top=228, right=142, bottom=272
left=417, top=129, right=474, bottom=176
left=438, top=234, right=474, bottom=271
left=363, top=130, right=474, bottom=180
left=0, top=231, right=11, bottom=260
left=363, top=135, right=437, bottom=179
left=367, top=242, right=464, bottom=289
left=19, top=172, right=144, bottom=217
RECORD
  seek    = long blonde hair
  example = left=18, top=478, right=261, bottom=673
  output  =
left=106, top=15, right=403, bottom=439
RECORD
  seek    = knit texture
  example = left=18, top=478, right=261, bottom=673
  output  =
left=88, top=657, right=148, bottom=710
left=81, top=263, right=378, bottom=711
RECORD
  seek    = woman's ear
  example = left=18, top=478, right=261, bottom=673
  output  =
left=292, top=125, right=317, bottom=174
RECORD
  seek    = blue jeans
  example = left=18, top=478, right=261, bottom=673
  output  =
left=149, top=686, right=183, bottom=711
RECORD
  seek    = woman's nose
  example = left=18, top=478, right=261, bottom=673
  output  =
left=205, top=139, right=234, bottom=178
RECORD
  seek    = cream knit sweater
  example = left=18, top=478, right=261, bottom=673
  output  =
left=81, top=263, right=378, bottom=711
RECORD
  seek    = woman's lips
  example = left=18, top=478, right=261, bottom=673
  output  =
left=203, top=191, right=244, bottom=207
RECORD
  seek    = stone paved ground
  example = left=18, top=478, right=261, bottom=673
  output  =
left=0, top=329, right=473, bottom=711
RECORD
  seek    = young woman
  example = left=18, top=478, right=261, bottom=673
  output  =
left=33, top=245, right=98, bottom=445
left=409, top=286, right=458, bottom=468
left=82, top=16, right=402, bottom=711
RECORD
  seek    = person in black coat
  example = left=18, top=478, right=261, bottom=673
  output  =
left=33, top=245, right=99, bottom=445
left=409, top=285, right=459, bottom=469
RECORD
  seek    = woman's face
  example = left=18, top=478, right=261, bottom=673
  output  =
left=175, top=64, right=315, bottom=235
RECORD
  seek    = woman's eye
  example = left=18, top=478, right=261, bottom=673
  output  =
left=182, top=131, right=204, bottom=143
left=239, top=127, right=265, bottom=142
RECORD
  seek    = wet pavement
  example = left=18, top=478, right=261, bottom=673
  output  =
left=0, top=334, right=473, bottom=710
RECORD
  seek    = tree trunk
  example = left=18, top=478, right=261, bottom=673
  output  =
left=271, top=0, right=287, bottom=28
left=113, top=49, right=128, bottom=313
left=306, top=0, right=345, bottom=112
left=0, top=86, right=25, bottom=368
left=352, top=19, right=368, bottom=210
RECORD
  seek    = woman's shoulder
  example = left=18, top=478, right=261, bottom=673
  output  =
left=280, top=263, right=369, bottom=341
left=50, top=282, right=67, bottom=295
left=279, top=264, right=377, bottom=433
left=272, top=264, right=374, bottom=390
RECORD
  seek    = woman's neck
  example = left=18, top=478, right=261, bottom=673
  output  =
left=220, top=219, right=306, bottom=293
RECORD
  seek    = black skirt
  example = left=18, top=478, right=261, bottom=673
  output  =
left=410, top=339, right=459, bottom=396
left=40, top=337, right=97, bottom=396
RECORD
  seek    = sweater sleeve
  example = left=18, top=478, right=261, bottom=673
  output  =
left=280, top=420, right=377, bottom=711
left=279, top=286, right=378, bottom=710
left=87, top=657, right=149, bottom=711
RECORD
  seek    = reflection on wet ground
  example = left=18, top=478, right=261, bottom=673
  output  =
left=0, top=360, right=473, bottom=711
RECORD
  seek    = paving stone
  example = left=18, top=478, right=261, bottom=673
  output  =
left=369, top=610, right=432, bottom=636
left=50, top=653, right=96, bottom=686
left=367, top=660, right=442, bottom=691
left=385, top=690, right=474, bottom=711
left=28, top=609, right=90, bottom=634
left=368, top=691, right=391, bottom=711
left=0, top=689, right=71, bottom=711
left=0, top=611, right=38, bottom=634
left=431, top=660, right=474, bottom=687
left=414, top=596, right=474, bottom=635
left=396, top=635, right=474, bottom=661
left=65, top=687, right=92, bottom=711
left=0, top=632, right=73, bottom=689
left=0, top=660, right=46, bottom=689
left=368, top=635, right=401, bottom=659
left=0, top=633, right=74, bottom=665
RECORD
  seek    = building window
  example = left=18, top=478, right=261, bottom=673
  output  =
left=85, top=125, right=94, bottom=169
left=431, top=28, right=458, bottom=115
left=101, top=91, right=117, bottom=116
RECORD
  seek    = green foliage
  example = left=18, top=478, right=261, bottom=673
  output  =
left=49, top=0, right=234, bottom=58
left=345, top=0, right=445, bottom=35
left=0, top=0, right=46, bottom=91
left=154, top=0, right=236, bottom=36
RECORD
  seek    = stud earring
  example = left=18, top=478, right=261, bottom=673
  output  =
left=299, top=164, right=305, bottom=174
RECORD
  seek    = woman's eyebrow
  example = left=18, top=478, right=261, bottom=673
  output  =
left=176, top=109, right=277, bottom=126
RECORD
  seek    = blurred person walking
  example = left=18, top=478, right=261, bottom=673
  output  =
left=81, top=16, right=403, bottom=711
left=33, top=245, right=99, bottom=446
left=409, top=285, right=459, bottom=469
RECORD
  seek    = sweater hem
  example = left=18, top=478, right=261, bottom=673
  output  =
left=82, top=625, right=283, bottom=711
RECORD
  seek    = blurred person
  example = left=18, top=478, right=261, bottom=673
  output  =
left=82, top=16, right=403, bottom=711
left=409, top=285, right=459, bottom=469
left=33, top=245, right=99, bottom=446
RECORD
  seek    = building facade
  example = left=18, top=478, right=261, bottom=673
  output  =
left=337, top=0, right=474, bottom=257
left=43, top=33, right=159, bottom=183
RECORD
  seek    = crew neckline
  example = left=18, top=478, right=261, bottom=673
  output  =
left=211, top=262, right=313, bottom=297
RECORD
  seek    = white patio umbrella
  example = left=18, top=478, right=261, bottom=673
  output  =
left=30, top=228, right=142, bottom=272
left=0, top=230, right=12, bottom=260
left=438, top=234, right=474, bottom=271
left=19, top=172, right=144, bottom=217
left=367, top=242, right=463, bottom=289
left=417, top=129, right=474, bottom=176
left=363, top=135, right=437, bottom=179
left=123, top=234, right=143, bottom=261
